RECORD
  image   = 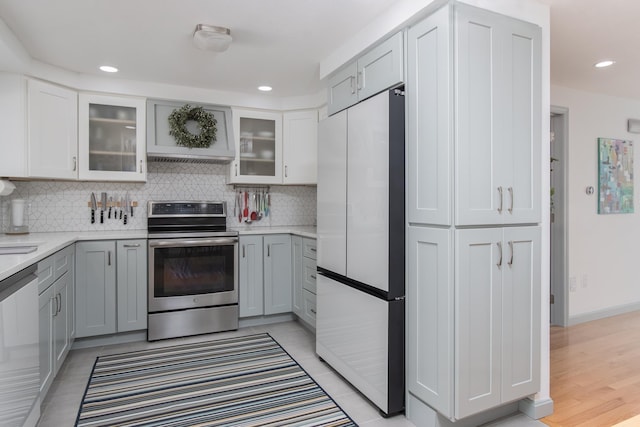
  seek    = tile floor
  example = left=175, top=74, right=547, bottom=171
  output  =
left=37, top=320, right=544, bottom=427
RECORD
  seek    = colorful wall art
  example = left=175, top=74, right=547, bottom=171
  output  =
left=598, top=137, right=634, bottom=214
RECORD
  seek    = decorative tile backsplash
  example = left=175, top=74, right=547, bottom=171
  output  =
left=0, top=162, right=316, bottom=233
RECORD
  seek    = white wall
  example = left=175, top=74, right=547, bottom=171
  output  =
left=552, top=85, right=640, bottom=320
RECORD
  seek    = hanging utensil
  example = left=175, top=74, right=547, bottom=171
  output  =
left=243, top=191, right=249, bottom=219
left=119, top=196, right=124, bottom=219
left=123, top=192, right=129, bottom=225
left=250, top=192, right=257, bottom=221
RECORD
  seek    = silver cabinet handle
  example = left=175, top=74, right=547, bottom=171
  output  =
left=508, top=241, right=514, bottom=267
left=57, top=292, right=62, bottom=314
left=72, top=156, right=77, bottom=171
left=52, top=295, right=57, bottom=317
left=357, top=71, right=363, bottom=90
left=242, top=245, right=245, bottom=258
left=497, top=187, right=503, bottom=213
left=285, top=165, right=288, bottom=178
left=267, top=244, right=270, bottom=257
left=235, top=163, right=238, bottom=176
left=496, top=241, right=502, bottom=268
left=350, top=76, right=356, bottom=94
left=310, top=247, right=316, bottom=252
left=123, top=243, right=141, bottom=248
left=310, top=308, right=316, bottom=315
left=107, top=251, right=111, bottom=266
left=139, top=159, right=143, bottom=173
left=508, top=187, right=513, bottom=214
left=310, top=274, right=316, bottom=279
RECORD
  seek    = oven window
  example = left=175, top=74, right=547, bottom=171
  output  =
left=153, top=245, right=234, bottom=297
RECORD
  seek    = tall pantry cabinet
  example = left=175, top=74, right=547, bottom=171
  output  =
left=406, top=2, right=542, bottom=422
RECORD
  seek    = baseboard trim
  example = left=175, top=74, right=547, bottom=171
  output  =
left=519, top=397, right=554, bottom=419
left=569, top=302, right=640, bottom=326
left=238, top=313, right=294, bottom=328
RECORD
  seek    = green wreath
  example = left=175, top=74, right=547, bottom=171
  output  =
left=168, top=104, right=217, bottom=148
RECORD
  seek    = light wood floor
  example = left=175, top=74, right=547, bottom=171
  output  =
left=542, top=310, right=640, bottom=427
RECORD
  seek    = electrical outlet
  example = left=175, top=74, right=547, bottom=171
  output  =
left=569, top=276, right=577, bottom=292
left=581, top=274, right=588, bottom=289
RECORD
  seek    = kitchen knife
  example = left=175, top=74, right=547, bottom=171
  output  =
left=108, top=196, right=113, bottom=219
left=123, top=193, right=129, bottom=225
left=90, top=192, right=97, bottom=224
left=119, top=197, right=123, bottom=219
left=100, top=192, right=107, bottom=223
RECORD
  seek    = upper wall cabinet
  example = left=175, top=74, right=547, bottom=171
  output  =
left=283, top=110, right=317, bottom=185
left=229, top=108, right=283, bottom=185
left=229, top=108, right=318, bottom=185
left=78, top=93, right=147, bottom=182
left=0, top=74, right=78, bottom=179
left=327, top=31, right=404, bottom=116
left=28, top=80, right=78, bottom=179
left=407, top=4, right=541, bottom=227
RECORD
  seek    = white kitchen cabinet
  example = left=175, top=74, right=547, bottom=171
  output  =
left=0, top=74, right=78, bottom=180
left=407, top=225, right=540, bottom=420
left=27, top=79, right=78, bottom=179
left=76, top=240, right=148, bottom=337
left=327, top=31, right=403, bottom=116
left=282, top=110, right=318, bottom=184
left=37, top=245, right=75, bottom=399
left=239, top=234, right=292, bottom=317
left=229, top=109, right=282, bottom=184
left=116, top=240, right=147, bottom=332
left=75, top=241, right=116, bottom=337
left=78, top=93, right=147, bottom=182
left=407, top=4, right=541, bottom=227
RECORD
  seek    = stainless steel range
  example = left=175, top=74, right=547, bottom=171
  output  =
left=147, top=200, right=238, bottom=341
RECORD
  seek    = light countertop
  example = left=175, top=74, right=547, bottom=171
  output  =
left=0, top=226, right=316, bottom=283
left=0, top=230, right=147, bottom=282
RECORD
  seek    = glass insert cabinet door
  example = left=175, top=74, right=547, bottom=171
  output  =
left=230, top=109, right=283, bottom=184
left=78, top=94, right=147, bottom=182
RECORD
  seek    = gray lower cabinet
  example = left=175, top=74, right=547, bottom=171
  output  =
left=407, top=225, right=540, bottom=420
left=292, top=237, right=317, bottom=328
left=38, top=244, right=75, bottom=399
left=76, top=239, right=147, bottom=338
left=239, top=234, right=292, bottom=317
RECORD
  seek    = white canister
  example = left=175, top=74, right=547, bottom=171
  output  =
left=11, top=199, right=26, bottom=227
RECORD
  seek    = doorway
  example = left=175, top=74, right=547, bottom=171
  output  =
left=550, top=106, right=568, bottom=326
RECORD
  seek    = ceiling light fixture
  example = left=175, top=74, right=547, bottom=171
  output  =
left=594, top=60, right=615, bottom=68
left=258, top=86, right=273, bottom=92
left=193, top=24, right=232, bottom=52
left=99, top=65, right=118, bottom=73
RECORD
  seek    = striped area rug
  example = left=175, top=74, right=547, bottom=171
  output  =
left=75, top=333, right=357, bottom=426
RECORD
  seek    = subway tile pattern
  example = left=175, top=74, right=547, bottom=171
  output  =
left=0, top=162, right=316, bottom=233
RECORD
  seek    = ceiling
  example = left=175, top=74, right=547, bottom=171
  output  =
left=0, top=0, right=638, bottom=100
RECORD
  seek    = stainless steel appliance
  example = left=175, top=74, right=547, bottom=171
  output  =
left=316, top=88, right=405, bottom=416
left=147, top=201, right=239, bottom=341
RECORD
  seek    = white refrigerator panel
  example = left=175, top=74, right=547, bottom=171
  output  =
left=347, top=92, right=389, bottom=292
left=316, top=274, right=389, bottom=412
left=317, top=112, right=347, bottom=276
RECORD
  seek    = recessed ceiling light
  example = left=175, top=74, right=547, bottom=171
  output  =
left=258, top=86, right=273, bottom=92
left=99, top=65, right=119, bottom=73
left=594, top=60, right=615, bottom=68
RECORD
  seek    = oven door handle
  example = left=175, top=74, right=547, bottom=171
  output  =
left=149, top=238, right=238, bottom=248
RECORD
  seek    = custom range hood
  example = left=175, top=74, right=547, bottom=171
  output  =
left=147, top=99, right=235, bottom=163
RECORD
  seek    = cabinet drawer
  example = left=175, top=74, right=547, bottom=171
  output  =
left=302, top=289, right=317, bottom=327
left=53, top=245, right=74, bottom=281
left=37, top=256, right=55, bottom=294
left=303, top=238, right=317, bottom=259
left=302, top=257, right=317, bottom=293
